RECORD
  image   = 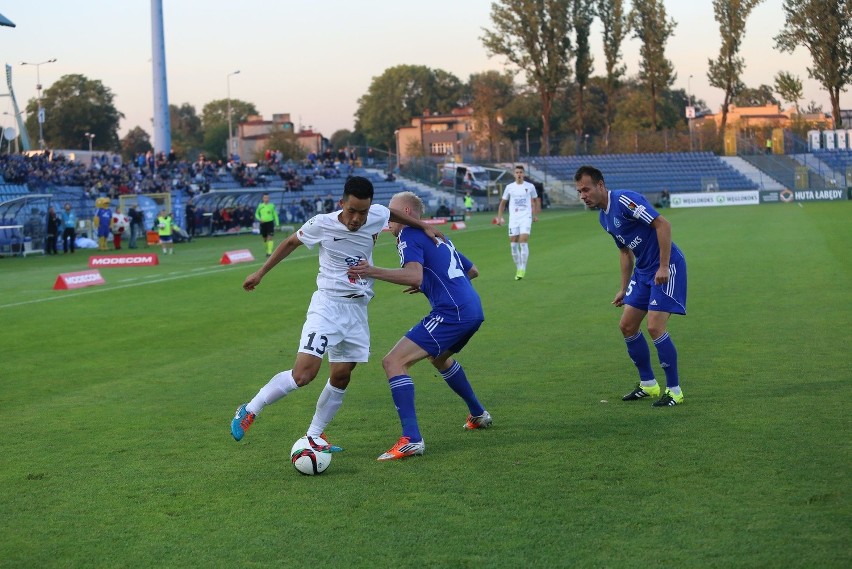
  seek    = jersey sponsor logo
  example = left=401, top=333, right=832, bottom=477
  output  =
left=631, top=205, right=646, bottom=219
left=333, top=237, right=345, bottom=241
left=628, top=236, right=642, bottom=250
left=345, top=255, right=365, bottom=284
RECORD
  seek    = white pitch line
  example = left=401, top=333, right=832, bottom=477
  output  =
left=0, top=263, right=245, bottom=309
left=0, top=210, right=581, bottom=311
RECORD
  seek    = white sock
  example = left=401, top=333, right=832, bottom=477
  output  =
left=306, top=380, right=346, bottom=437
left=511, top=243, right=520, bottom=269
left=519, top=243, right=529, bottom=270
left=247, top=370, right=298, bottom=415
left=641, top=379, right=658, bottom=387
left=669, top=385, right=682, bottom=395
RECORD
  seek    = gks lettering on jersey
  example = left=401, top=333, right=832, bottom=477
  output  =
left=615, top=234, right=643, bottom=250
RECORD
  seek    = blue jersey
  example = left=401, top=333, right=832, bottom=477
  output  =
left=396, top=227, right=484, bottom=321
left=600, top=190, right=684, bottom=276
left=96, top=208, right=112, bottom=227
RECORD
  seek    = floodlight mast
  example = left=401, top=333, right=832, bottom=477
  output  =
left=20, top=58, right=57, bottom=150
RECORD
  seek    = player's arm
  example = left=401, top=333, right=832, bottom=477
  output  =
left=613, top=247, right=635, bottom=307
left=457, top=250, right=478, bottom=280
left=532, top=195, right=540, bottom=220
left=650, top=215, right=672, bottom=285
left=388, top=209, right=445, bottom=244
left=243, top=231, right=304, bottom=291
left=495, top=199, right=507, bottom=224
left=348, top=259, right=423, bottom=288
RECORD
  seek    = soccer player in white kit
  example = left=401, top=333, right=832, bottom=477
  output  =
left=496, top=165, right=539, bottom=280
left=230, top=176, right=445, bottom=451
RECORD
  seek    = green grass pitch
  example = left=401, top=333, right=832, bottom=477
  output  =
left=1, top=201, right=849, bottom=568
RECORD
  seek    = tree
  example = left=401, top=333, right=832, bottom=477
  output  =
left=707, top=0, right=763, bottom=138
left=597, top=0, right=629, bottom=151
left=469, top=70, right=516, bottom=160
left=201, top=123, right=229, bottom=160
left=629, top=0, right=677, bottom=130
left=169, top=103, right=202, bottom=159
left=258, top=126, right=305, bottom=163
left=572, top=0, right=595, bottom=152
left=329, top=129, right=354, bottom=153
left=200, top=99, right=259, bottom=130
left=120, top=126, right=153, bottom=161
left=24, top=74, right=124, bottom=150
left=200, top=99, right=259, bottom=160
left=803, top=100, right=824, bottom=114
left=732, top=84, right=779, bottom=107
left=774, top=71, right=804, bottom=113
left=775, top=0, right=852, bottom=128
left=482, top=0, right=574, bottom=156
left=354, top=65, right=465, bottom=151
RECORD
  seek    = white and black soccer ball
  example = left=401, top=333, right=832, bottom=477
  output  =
left=290, top=436, right=332, bottom=475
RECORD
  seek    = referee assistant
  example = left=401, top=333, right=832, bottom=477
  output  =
left=255, top=193, right=280, bottom=257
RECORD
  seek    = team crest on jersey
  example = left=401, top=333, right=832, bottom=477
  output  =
left=613, top=218, right=621, bottom=228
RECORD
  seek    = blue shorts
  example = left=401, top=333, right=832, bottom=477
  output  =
left=624, top=256, right=687, bottom=315
left=405, top=314, right=483, bottom=358
left=97, top=226, right=111, bottom=238
left=159, top=235, right=173, bottom=243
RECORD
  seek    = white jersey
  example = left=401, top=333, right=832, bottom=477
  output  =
left=296, top=204, right=391, bottom=301
left=502, top=181, right=538, bottom=221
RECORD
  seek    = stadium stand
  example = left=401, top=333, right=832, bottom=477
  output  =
left=813, top=150, right=852, bottom=174
left=530, top=152, right=758, bottom=193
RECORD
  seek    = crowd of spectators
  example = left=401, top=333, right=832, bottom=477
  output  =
left=1, top=146, right=360, bottom=197
left=0, top=150, right=227, bottom=198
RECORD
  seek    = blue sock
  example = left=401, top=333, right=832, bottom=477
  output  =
left=440, top=361, right=485, bottom=416
left=388, top=375, right=421, bottom=442
left=653, top=332, right=679, bottom=388
left=625, top=332, right=655, bottom=382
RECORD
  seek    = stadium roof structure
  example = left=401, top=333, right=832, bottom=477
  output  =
left=0, top=12, right=15, bottom=27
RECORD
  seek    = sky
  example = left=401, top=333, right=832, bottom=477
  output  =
left=1, top=0, right=849, bottom=146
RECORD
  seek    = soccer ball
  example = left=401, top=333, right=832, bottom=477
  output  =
left=111, top=213, right=130, bottom=235
left=290, top=436, right=333, bottom=475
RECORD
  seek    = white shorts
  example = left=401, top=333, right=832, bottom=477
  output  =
left=298, top=291, right=370, bottom=363
left=508, top=217, right=532, bottom=237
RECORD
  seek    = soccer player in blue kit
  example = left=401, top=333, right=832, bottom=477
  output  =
left=348, top=191, right=492, bottom=460
left=574, top=166, right=687, bottom=406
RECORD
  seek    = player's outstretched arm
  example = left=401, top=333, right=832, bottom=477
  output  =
left=243, top=231, right=303, bottom=291
left=467, top=264, right=479, bottom=280
left=388, top=208, right=445, bottom=244
left=348, top=259, right=423, bottom=288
